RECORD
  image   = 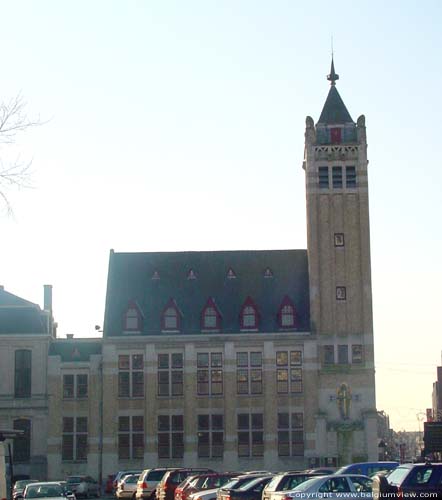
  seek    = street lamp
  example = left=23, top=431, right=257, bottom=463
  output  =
left=378, top=440, right=387, bottom=460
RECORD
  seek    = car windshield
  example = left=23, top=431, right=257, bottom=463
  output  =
left=16, top=481, right=38, bottom=489
left=291, top=477, right=323, bottom=492
left=146, top=471, right=167, bottom=481
left=66, top=478, right=82, bottom=484
left=386, top=467, right=411, bottom=486
left=125, top=476, right=139, bottom=484
left=25, top=485, right=63, bottom=498
left=238, top=478, right=268, bottom=491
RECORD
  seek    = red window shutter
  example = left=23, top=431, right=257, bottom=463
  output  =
left=330, top=128, right=342, bottom=144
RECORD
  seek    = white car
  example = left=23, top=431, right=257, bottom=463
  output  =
left=284, top=474, right=373, bottom=500
left=23, top=482, right=68, bottom=500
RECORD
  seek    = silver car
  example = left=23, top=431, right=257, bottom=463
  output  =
left=116, top=475, right=139, bottom=500
left=65, top=477, right=100, bottom=498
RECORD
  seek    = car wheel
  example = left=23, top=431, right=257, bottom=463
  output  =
left=372, top=474, right=392, bottom=500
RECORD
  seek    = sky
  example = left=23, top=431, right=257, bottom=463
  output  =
left=1, top=0, right=441, bottom=433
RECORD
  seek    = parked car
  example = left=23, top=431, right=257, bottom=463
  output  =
left=175, top=474, right=238, bottom=500
left=217, top=475, right=274, bottom=500
left=336, top=462, right=399, bottom=477
left=114, top=472, right=143, bottom=495
left=284, top=474, right=373, bottom=500
left=262, top=472, right=328, bottom=500
left=136, top=469, right=172, bottom=500
left=57, top=482, right=76, bottom=500
left=156, top=469, right=214, bottom=500
left=23, top=482, right=68, bottom=500
left=13, top=480, right=40, bottom=499
left=372, top=462, right=442, bottom=500
left=65, top=476, right=100, bottom=498
left=116, top=475, right=139, bottom=500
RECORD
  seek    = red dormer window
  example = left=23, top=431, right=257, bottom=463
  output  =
left=330, top=127, right=342, bottom=144
left=124, top=301, right=143, bottom=332
left=240, top=297, right=259, bottom=330
left=161, top=298, right=181, bottom=331
left=277, top=296, right=297, bottom=329
left=201, top=298, right=222, bottom=330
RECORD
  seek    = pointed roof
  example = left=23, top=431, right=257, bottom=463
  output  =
left=318, top=58, right=354, bottom=125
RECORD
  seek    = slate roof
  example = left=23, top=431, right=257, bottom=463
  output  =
left=0, top=288, right=47, bottom=334
left=49, top=339, right=102, bottom=361
left=103, top=249, right=310, bottom=336
left=317, top=85, right=354, bottom=125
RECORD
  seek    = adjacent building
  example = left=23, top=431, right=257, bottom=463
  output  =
left=0, top=60, right=378, bottom=481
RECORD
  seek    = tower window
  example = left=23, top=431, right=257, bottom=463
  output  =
left=338, top=345, right=349, bottom=364
left=346, top=166, right=357, bottom=188
left=330, top=127, right=342, bottom=144
left=124, top=304, right=142, bottom=332
left=323, top=345, right=335, bottom=364
left=332, top=166, right=343, bottom=188
left=334, top=233, right=345, bottom=247
left=161, top=299, right=181, bottom=331
left=277, top=296, right=297, bottom=329
left=201, top=298, right=222, bottom=330
left=318, top=167, right=329, bottom=189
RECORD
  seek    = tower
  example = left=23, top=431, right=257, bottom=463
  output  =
left=303, top=59, right=377, bottom=462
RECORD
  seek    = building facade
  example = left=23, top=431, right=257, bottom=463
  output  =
left=0, top=62, right=377, bottom=481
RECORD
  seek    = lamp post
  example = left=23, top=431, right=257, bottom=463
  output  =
left=378, top=439, right=387, bottom=460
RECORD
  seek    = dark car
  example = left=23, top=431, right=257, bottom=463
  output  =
left=175, top=474, right=238, bottom=500
left=262, top=472, right=327, bottom=500
left=372, top=462, right=442, bottom=500
left=217, top=476, right=273, bottom=500
left=156, top=469, right=214, bottom=500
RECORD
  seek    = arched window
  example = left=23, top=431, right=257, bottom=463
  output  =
left=240, top=297, right=259, bottom=330
left=123, top=302, right=142, bottom=332
left=13, top=418, right=31, bottom=462
left=15, top=349, right=31, bottom=398
left=278, top=296, right=297, bottom=329
left=162, top=299, right=181, bottom=331
left=201, top=298, right=222, bottom=330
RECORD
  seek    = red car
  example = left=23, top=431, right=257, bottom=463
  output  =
left=106, top=475, right=116, bottom=494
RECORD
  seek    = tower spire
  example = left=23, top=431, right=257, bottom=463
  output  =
left=327, top=57, right=339, bottom=86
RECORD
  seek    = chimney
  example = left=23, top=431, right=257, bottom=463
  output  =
left=44, top=284, right=52, bottom=311
left=66, top=334, right=74, bottom=339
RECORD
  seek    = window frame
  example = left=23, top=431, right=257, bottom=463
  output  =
left=14, top=349, right=32, bottom=398
left=123, top=301, right=143, bottom=333
left=62, top=416, right=88, bottom=462
left=161, top=298, right=181, bottom=332
left=118, top=415, right=144, bottom=460
left=201, top=298, right=222, bottom=331
left=277, top=296, right=297, bottom=329
left=239, top=297, right=259, bottom=331
left=118, top=354, right=144, bottom=398
left=157, top=353, right=184, bottom=397
left=157, top=414, right=183, bottom=459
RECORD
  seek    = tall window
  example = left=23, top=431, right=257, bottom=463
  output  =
left=118, top=354, right=144, bottom=398
left=62, top=417, right=88, bottom=462
left=162, top=299, right=181, bottom=331
left=318, top=166, right=329, bottom=188
left=332, top=166, right=343, bottom=188
left=15, top=349, right=31, bottom=398
left=201, top=298, right=221, bottom=330
left=197, top=414, right=224, bottom=458
left=278, top=296, right=297, bottom=329
left=352, top=345, right=363, bottom=363
left=13, top=419, right=31, bottom=463
left=346, top=166, right=357, bottom=188
left=240, top=297, right=259, bottom=330
left=277, top=412, right=304, bottom=456
left=324, top=345, right=335, bottom=364
left=197, top=353, right=223, bottom=395
left=158, top=353, right=183, bottom=396
left=237, top=413, right=263, bottom=457
left=157, top=415, right=184, bottom=458
left=276, top=351, right=303, bottom=393
left=237, top=352, right=262, bottom=395
left=118, top=416, right=144, bottom=459
left=63, top=374, right=88, bottom=398
left=338, top=345, right=349, bottom=364
left=124, top=303, right=142, bottom=332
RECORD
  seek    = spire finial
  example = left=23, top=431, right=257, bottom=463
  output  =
left=327, top=49, right=339, bottom=86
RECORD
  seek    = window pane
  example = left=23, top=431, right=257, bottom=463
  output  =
left=172, top=353, right=183, bottom=368
left=292, top=413, right=304, bottom=429
left=352, top=344, right=363, bottom=363
left=198, top=415, right=209, bottom=430
left=76, top=434, right=88, bottom=461
left=77, top=417, right=88, bottom=433
left=197, top=353, right=209, bottom=368
left=132, top=371, right=144, bottom=397
left=76, top=374, right=88, bottom=398
left=118, top=355, right=130, bottom=370
left=278, top=413, right=289, bottom=429
left=251, top=414, right=263, bottom=429
left=158, top=416, right=169, bottom=431
left=171, top=433, right=184, bottom=458
left=132, top=416, right=144, bottom=432
left=211, top=353, right=222, bottom=367
left=237, top=352, right=248, bottom=367
left=250, top=352, right=262, bottom=366
left=132, top=354, right=143, bottom=369
left=338, top=345, right=349, bottom=364
left=118, top=372, right=130, bottom=397
left=276, top=351, right=288, bottom=366
left=133, top=433, right=144, bottom=458
left=237, top=414, right=249, bottom=430
left=63, top=375, right=74, bottom=398
left=172, top=415, right=183, bottom=431
left=62, top=435, right=74, bottom=461
left=158, top=354, right=169, bottom=369
left=63, top=417, right=74, bottom=433
left=118, top=434, right=130, bottom=459
left=118, top=416, right=130, bottom=432
left=290, top=351, right=302, bottom=365
left=212, top=415, right=224, bottom=430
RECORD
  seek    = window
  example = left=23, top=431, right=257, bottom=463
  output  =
left=118, top=416, right=144, bottom=459
left=63, top=374, right=88, bottom=399
left=334, top=233, right=345, bottom=247
left=226, top=268, right=236, bottom=279
left=276, top=351, right=303, bottom=393
left=158, top=353, right=183, bottom=396
left=157, top=415, right=183, bottom=458
left=330, top=127, right=342, bottom=144
left=13, top=419, right=31, bottom=463
left=240, top=297, right=259, bottom=330
left=201, top=298, right=221, bottom=330
left=332, top=166, right=343, bottom=188
left=197, top=353, right=223, bottom=395
left=338, top=345, right=349, bottom=364
left=123, top=301, right=143, bottom=332
left=278, top=412, right=304, bottom=456
left=318, top=167, right=329, bottom=189
left=237, top=413, right=263, bottom=457
left=162, top=299, right=181, bottom=331
left=197, top=414, right=224, bottom=458
left=118, top=354, right=144, bottom=398
left=346, top=166, right=357, bottom=188
left=336, top=286, right=347, bottom=300
left=62, top=417, right=88, bottom=462
left=15, top=349, right=31, bottom=398
left=277, top=296, right=297, bottom=329
left=324, top=345, right=335, bottom=364
left=237, top=352, right=262, bottom=394
left=352, top=345, right=363, bottom=363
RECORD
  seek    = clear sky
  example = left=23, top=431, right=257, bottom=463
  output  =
left=1, top=0, right=441, bottom=432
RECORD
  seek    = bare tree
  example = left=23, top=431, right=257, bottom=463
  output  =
left=0, top=94, right=40, bottom=215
